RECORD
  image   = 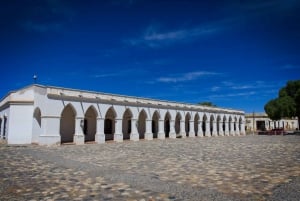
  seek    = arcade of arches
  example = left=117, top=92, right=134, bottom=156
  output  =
left=0, top=85, right=245, bottom=145
left=53, top=104, right=246, bottom=144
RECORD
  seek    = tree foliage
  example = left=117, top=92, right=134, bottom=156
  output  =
left=198, top=102, right=217, bottom=107
left=264, top=80, right=300, bottom=128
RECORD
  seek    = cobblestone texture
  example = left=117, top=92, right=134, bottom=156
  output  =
left=1, top=135, right=300, bottom=200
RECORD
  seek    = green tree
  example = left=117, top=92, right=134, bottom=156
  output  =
left=198, top=102, right=216, bottom=107
left=264, top=80, right=300, bottom=129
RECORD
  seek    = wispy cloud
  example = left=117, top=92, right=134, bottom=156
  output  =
left=93, top=73, right=123, bottom=78
left=211, top=86, right=220, bottom=92
left=209, top=80, right=281, bottom=95
left=210, top=91, right=257, bottom=99
left=157, top=71, right=219, bottom=83
left=220, top=80, right=277, bottom=90
left=92, top=68, right=147, bottom=79
left=126, top=25, right=221, bottom=47
left=281, top=64, right=300, bottom=70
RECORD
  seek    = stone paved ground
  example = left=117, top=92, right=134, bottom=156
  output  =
left=1, top=135, right=300, bottom=201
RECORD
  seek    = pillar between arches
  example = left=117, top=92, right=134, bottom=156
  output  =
left=224, top=121, right=229, bottom=136
left=218, top=121, right=224, bottom=136
left=212, top=121, right=218, bottom=137
left=236, top=125, right=240, bottom=135
left=180, top=120, right=186, bottom=138
left=189, top=120, right=195, bottom=137
left=130, top=119, right=139, bottom=141
left=158, top=119, right=165, bottom=140
left=74, top=117, right=84, bottom=145
left=114, top=118, right=123, bottom=142
left=144, top=119, right=153, bottom=140
left=205, top=121, right=210, bottom=137
left=95, top=118, right=105, bottom=144
left=240, top=122, right=246, bottom=135
left=39, top=116, right=61, bottom=145
left=198, top=121, right=203, bottom=137
left=0, top=118, right=2, bottom=139
left=169, top=120, right=176, bottom=139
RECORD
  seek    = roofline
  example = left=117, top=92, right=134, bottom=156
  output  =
left=0, top=84, right=37, bottom=104
left=1, top=84, right=245, bottom=114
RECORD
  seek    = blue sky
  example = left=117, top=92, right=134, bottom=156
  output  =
left=1, top=0, right=299, bottom=113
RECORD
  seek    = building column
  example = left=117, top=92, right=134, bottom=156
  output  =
left=218, top=121, right=224, bottom=136
left=236, top=123, right=240, bottom=135
left=225, top=121, right=229, bottom=136
left=180, top=120, right=186, bottom=138
left=230, top=122, right=235, bottom=136
left=144, top=119, right=153, bottom=140
left=198, top=121, right=203, bottom=137
left=114, top=118, right=123, bottom=142
left=240, top=121, right=246, bottom=135
left=169, top=120, right=176, bottom=139
left=37, top=116, right=60, bottom=145
left=189, top=120, right=195, bottom=137
left=130, top=119, right=139, bottom=141
left=205, top=121, right=210, bottom=137
left=74, top=117, right=85, bottom=145
left=212, top=121, right=218, bottom=136
left=95, top=118, right=105, bottom=144
left=0, top=118, right=2, bottom=139
left=158, top=119, right=165, bottom=139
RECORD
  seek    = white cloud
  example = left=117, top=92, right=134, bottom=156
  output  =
left=231, top=85, right=254, bottom=90
left=210, top=91, right=257, bottom=99
left=92, top=68, right=148, bottom=79
left=211, top=86, right=220, bottom=92
left=126, top=25, right=220, bottom=47
left=157, top=71, right=219, bottom=83
left=93, top=73, right=123, bottom=78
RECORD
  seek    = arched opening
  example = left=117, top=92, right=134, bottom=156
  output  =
left=185, top=113, right=191, bottom=136
left=217, top=115, right=221, bottom=135
left=223, top=116, right=226, bottom=133
left=3, top=117, right=7, bottom=139
left=210, top=115, right=214, bottom=135
left=84, top=106, right=97, bottom=142
left=152, top=111, right=159, bottom=138
left=60, top=104, right=76, bottom=143
left=164, top=112, right=171, bottom=138
left=32, top=107, right=42, bottom=143
left=138, top=110, right=147, bottom=139
left=104, top=107, right=116, bottom=141
left=175, top=113, right=181, bottom=135
left=194, top=113, right=199, bottom=136
left=234, top=117, right=237, bottom=132
left=202, top=114, right=207, bottom=136
left=122, top=109, right=132, bottom=140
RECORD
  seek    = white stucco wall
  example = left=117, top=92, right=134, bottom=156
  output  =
left=8, top=104, right=33, bottom=144
left=0, top=84, right=246, bottom=145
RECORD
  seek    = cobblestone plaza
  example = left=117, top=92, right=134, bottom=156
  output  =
left=1, top=135, right=300, bottom=200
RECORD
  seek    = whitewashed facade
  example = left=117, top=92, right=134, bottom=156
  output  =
left=0, top=85, right=245, bottom=145
left=245, top=113, right=299, bottom=131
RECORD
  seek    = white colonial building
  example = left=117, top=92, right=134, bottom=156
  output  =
left=0, top=85, right=245, bottom=145
left=245, top=113, right=299, bottom=132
